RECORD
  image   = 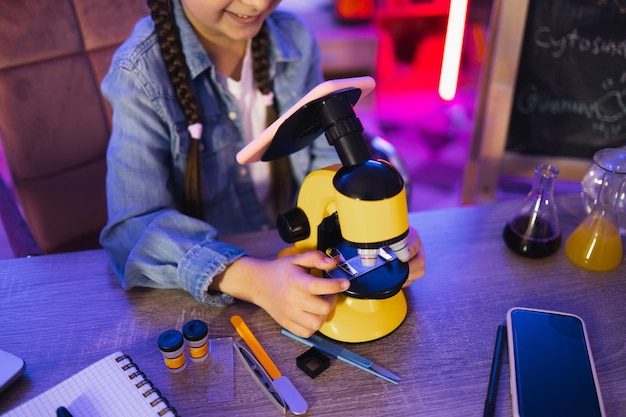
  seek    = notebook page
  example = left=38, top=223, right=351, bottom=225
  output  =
left=2, top=352, right=175, bottom=417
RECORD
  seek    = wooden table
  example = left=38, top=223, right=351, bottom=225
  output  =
left=1, top=195, right=625, bottom=416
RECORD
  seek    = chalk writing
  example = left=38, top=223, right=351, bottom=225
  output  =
left=516, top=84, right=626, bottom=138
left=534, top=27, right=626, bottom=60
left=504, top=0, right=626, bottom=156
left=593, top=121, right=623, bottom=137
left=516, top=84, right=625, bottom=122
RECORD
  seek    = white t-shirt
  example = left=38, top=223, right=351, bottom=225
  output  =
left=221, top=43, right=274, bottom=219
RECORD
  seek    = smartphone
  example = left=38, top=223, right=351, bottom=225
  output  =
left=506, top=308, right=605, bottom=417
left=0, top=349, right=26, bottom=393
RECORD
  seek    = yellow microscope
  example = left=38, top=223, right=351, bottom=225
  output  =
left=237, top=77, right=410, bottom=343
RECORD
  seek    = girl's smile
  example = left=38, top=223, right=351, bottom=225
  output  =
left=225, top=10, right=263, bottom=26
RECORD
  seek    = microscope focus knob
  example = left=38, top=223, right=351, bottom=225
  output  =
left=276, top=207, right=310, bottom=243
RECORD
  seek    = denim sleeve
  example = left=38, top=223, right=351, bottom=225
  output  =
left=100, top=63, right=245, bottom=306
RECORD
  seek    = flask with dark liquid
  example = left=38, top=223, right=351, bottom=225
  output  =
left=503, top=164, right=561, bottom=258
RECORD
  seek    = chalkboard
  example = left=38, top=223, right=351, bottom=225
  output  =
left=462, top=0, right=626, bottom=204
left=506, top=0, right=626, bottom=158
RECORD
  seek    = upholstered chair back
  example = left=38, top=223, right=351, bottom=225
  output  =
left=0, top=1, right=148, bottom=254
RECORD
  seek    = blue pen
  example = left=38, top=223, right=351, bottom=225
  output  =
left=281, top=329, right=401, bottom=385
left=56, top=406, right=74, bottom=417
left=483, top=325, right=506, bottom=417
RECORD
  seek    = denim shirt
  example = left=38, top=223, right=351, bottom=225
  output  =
left=100, top=2, right=339, bottom=306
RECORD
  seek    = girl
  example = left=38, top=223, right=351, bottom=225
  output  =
left=100, top=0, right=425, bottom=337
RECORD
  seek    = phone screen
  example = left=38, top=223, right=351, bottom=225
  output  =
left=508, top=308, right=604, bottom=417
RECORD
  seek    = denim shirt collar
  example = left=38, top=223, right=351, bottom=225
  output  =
left=172, top=0, right=302, bottom=80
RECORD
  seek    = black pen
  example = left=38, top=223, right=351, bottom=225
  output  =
left=483, top=325, right=506, bottom=417
left=56, top=406, right=74, bottom=417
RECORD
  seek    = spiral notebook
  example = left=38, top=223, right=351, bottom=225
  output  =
left=3, top=351, right=178, bottom=417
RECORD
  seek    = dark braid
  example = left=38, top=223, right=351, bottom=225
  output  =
left=148, top=2, right=292, bottom=219
left=148, top=0, right=204, bottom=219
left=251, top=24, right=271, bottom=95
left=251, top=23, right=279, bottom=128
left=252, top=24, right=294, bottom=214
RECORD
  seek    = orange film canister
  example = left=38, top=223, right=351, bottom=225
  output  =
left=158, top=329, right=187, bottom=372
left=183, top=320, right=209, bottom=362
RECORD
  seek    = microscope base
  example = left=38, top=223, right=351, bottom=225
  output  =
left=319, top=291, right=407, bottom=343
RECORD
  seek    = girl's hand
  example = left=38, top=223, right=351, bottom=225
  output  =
left=214, top=251, right=349, bottom=338
left=215, top=226, right=425, bottom=337
left=403, top=226, right=426, bottom=288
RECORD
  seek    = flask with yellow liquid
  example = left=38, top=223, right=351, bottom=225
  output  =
left=565, top=149, right=625, bottom=271
left=565, top=206, right=622, bottom=271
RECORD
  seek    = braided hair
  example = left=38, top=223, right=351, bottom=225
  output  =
left=251, top=25, right=277, bottom=126
left=251, top=17, right=294, bottom=213
left=147, top=0, right=291, bottom=220
left=148, top=0, right=203, bottom=219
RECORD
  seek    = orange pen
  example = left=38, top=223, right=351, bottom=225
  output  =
left=230, top=315, right=281, bottom=379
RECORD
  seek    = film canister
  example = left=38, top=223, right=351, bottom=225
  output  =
left=158, top=329, right=187, bottom=372
left=183, top=319, right=209, bottom=362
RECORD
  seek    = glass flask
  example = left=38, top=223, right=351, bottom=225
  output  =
left=566, top=149, right=625, bottom=271
left=503, top=164, right=562, bottom=258
left=580, top=148, right=626, bottom=235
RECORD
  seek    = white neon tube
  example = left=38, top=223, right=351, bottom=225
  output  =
left=438, top=0, right=469, bottom=101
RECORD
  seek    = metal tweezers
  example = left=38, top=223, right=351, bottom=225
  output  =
left=233, top=340, right=288, bottom=414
